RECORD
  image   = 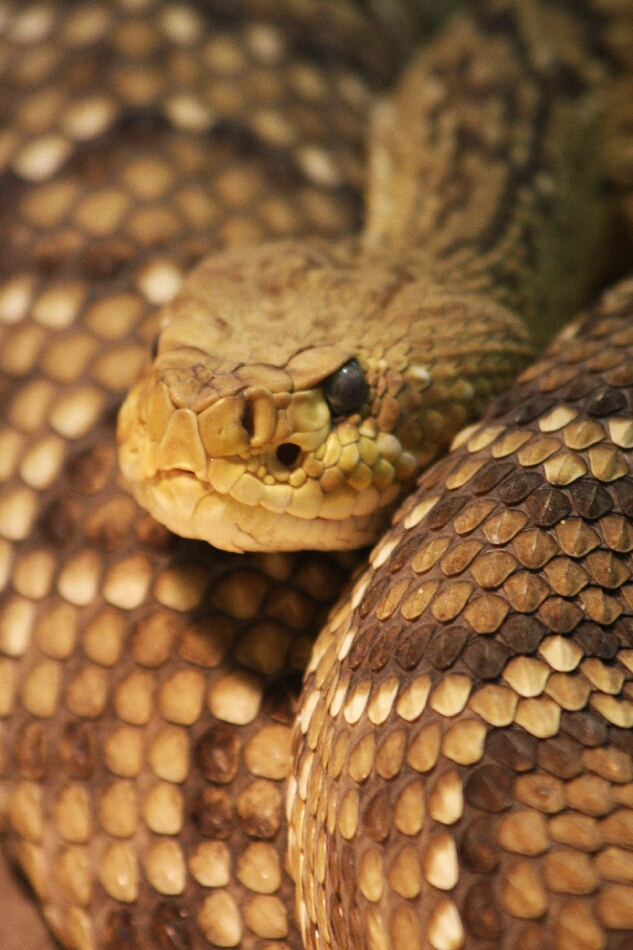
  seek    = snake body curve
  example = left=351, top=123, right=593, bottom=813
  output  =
left=2, top=3, right=633, bottom=950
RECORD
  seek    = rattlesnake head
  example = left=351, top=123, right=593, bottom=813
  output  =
left=118, top=238, right=532, bottom=551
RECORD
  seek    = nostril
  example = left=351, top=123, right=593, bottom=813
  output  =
left=276, top=443, right=301, bottom=468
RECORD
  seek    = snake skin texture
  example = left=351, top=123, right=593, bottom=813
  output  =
left=1, top=2, right=633, bottom=950
left=0, top=3, right=398, bottom=948
left=291, top=279, right=633, bottom=950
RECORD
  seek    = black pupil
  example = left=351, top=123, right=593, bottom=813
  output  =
left=150, top=335, right=160, bottom=359
left=324, top=359, right=368, bottom=418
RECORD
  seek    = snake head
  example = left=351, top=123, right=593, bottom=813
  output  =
left=118, top=239, right=532, bottom=552
left=117, top=240, right=425, bottom=552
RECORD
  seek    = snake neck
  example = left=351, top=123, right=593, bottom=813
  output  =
left=363, top=0, right=632, bottom=349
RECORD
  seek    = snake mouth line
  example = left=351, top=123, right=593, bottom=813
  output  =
left=133, top=462, right=388, bottom=554
left=161, top=468, right=199, bottom=479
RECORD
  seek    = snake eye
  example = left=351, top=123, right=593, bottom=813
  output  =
left=324, top=359, right=368, bottom=418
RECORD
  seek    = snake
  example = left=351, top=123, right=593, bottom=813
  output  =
left=2, top=1, right=633, bottom=949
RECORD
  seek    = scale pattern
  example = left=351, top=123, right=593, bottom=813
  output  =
left=291, top=278, right=633, bottom=950
left=0, top=2, right=396, bottom=948
left=1, top=2, right=633, bottom=950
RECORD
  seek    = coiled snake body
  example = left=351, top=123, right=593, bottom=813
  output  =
left=2, top=2, right=633, bottom=950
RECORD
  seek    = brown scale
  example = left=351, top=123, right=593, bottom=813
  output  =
left=2, top=3, right=633, bottom=950
left=291, top=280, right=633, bottom=950
left=0, top=2, right=399, bottom=949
